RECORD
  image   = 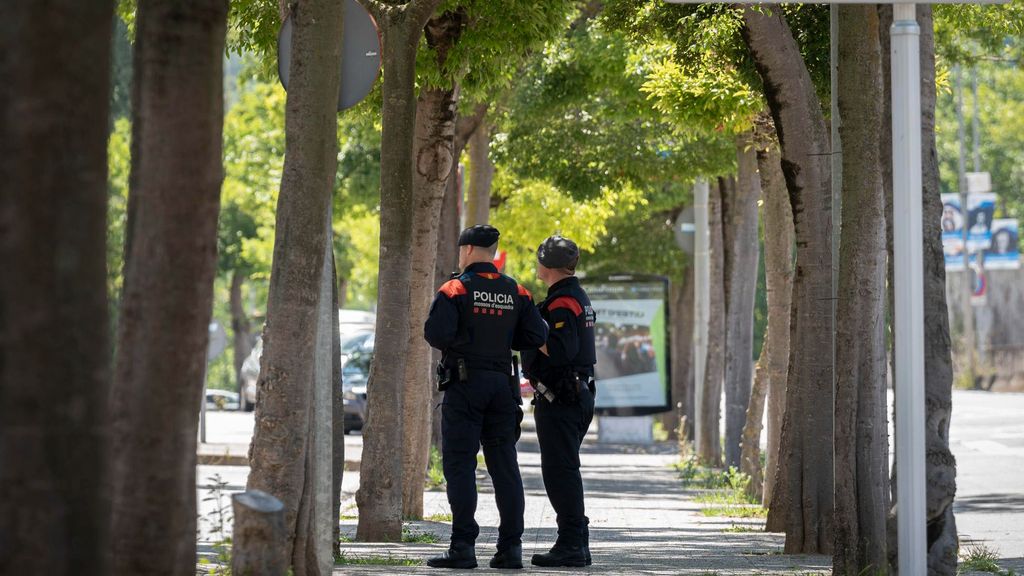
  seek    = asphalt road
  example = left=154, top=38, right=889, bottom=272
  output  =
left=198, top=389, right=1024, bottom=563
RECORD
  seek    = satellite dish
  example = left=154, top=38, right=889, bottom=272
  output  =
left=277, top=0, right=382, bottom=111
left=674, top=207, right=696, bottom=254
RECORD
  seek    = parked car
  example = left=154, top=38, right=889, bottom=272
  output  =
left=206, top=389, right=240, bottom=411
left=239, top=309, right=378, bottom=413
left=342, top=350, right=372, bottom=433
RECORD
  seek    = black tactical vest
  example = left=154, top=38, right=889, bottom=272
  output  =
left=447, top=270, right=522, bottom=370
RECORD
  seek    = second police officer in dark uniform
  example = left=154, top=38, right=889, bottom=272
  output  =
left=522, top=235, right=598, bottom=568
left=424, top=225, right=548, bottom=570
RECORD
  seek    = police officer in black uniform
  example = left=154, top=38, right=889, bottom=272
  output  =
left=522, top=235, right=597, bottom=568
left=424, top=225, right=548, bottom=570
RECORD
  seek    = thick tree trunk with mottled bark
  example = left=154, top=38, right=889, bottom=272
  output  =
left=833, top=8, right=889, bottom=573
left=356, top=0, right=442, bottom=542
left=756, top=138, right=794, bottom=515
left=723, top=133, right=761, bottom=468
left=741, top=343, right=768, bottom=501
left=741, top=8, right=834, bottom=554
left=660, top=269, right=694, bottom=441
left=231, top=269, right=254, bottom=403
left=466, top=120, right=494, bottom=226
left=245, top=1, right=344, bottom=573
left=402, top=10, right=464, bottom=518
left=0, top=3, right=113, bottom=573
left=879, top=7, right=959, bottom=573
left=331, top=257, right=345, bottom=557
left=430, top=106, right=482, bottom=449
left=108, top=2, right=228, bottom=574
left=698, top=178, right=727, bottom=467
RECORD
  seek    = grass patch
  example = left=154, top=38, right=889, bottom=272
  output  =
left=335, top=552, right=423, bottom=566
left=701, top=505, right=768, bottom=518
left=402, top=527, right=441, bottom=543
left=723, top=524, right=761, bottom=533
left=425, top=512, right=453, bottom=522
left=674, top=459, right=749, bottom=491
left=425, top=446, right=446, bottom=491
left=959, top=544, right=1016, bottom=575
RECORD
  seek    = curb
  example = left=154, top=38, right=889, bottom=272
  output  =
left=198, top=451, right=361, bottom=471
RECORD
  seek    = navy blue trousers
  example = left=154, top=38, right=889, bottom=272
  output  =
left=534, top=385, right=594, bottom=547
left=441, top=371, right=524, bottom=551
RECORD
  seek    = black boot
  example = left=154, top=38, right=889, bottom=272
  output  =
left=582, top=525, right=592, bottom=566
left=488, top=544, right=523, bottom=569
left=530, top=544, right=587, bottom=568
left=427, top=542, right=477, bottom=569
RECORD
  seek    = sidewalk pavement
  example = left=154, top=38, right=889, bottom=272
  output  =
left=330, top=428, right=831, bottom=575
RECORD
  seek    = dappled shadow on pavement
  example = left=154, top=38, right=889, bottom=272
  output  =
left=954, top=493, right=1024, bottom=514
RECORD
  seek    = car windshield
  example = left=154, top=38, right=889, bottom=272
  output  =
left=341, top=332, right=373, bottom=354
left=343, top=351, right=373, bottom=378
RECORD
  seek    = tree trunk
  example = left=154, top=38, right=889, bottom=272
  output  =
left=0, top=3, right=113, bottom=573
left=741, top=8, right=835, bottom=554
left=231, top=269, right=254, bottom=403
left=232, top=490, right=288, bottom=576
left=661, top=270, right=694, bottom=442
left=338, top=276, right=349, bottom=309
left=402, top=10, right=464, bottom=518
left=756, top=138, right=794, bottom=516
left=698, top=178, right=727, bottom=467
left=331, top=256, right=345, bottom=557
left=108, top=2, right=228, bottom=574
left=741, top=342, right=769, bottom=502
left=466, top=120, right=494, bottom=226
left=430, top=108, right=480, bottom=450
left=880, top=7, right=959, bottom=573
left=356, top=0, right=441, bottom=542
left=832, top=8, right=889, bottom=574
left=723, top=133, right=761, bottom=468
left=245, top=1, right=344, bottom=573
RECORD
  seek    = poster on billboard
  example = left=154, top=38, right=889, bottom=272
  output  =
left=966, top=192, right=997, bottom=252
left=583, top=275, right=670, bottom=416
left=986, top=219, right=1021, bottom=269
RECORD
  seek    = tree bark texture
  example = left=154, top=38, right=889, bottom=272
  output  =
left=723, top=133, right=761, bottom=469
left=231, top=269, right=255, bottom=403
left=108, top=2, right=228, bottom=574
left=0, top=3, right=113, bottom=574
left=356, top=0, right=441, bottom=542
left=332, top=257, right=345, bottom=557
left=245, top=1, right=344, bottom=573
left=402, top=10, right=464, bottom=518
left=879, top=7, right=959, bottom=573
left=832, top=8, right=890, bottom=574
left=741, top=342, right=769, bottom=502
left=756, top=140, right=794, bottom=515
left=232, top=490, right=288, bottom=576
left=466, top=120, right=494, bottom=226
left=430, top=108, right=479, bottom=449
left=742, top=7, right=835, bottom=554
left=697, top=178, right=727, bottom=467
left=660, top=270, right=695, bottom=442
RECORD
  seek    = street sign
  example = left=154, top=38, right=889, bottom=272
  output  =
left=207, top=321, right=227, bottom=362
left=673, top=206, right=695, bottom=255
left=966, top=171, right=992, bottom=194
left=277, top=0, right=382, bottom=111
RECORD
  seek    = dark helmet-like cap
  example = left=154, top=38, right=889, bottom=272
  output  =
left=458, top=224, right=500, bottom=247
left=537, top=235, right=580, bottom=270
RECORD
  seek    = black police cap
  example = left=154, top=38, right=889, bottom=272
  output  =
left=537, top=235, right=580, bottom=269
left=458, top=224, right=500, bottom=247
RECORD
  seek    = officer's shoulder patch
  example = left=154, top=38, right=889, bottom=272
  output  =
left=554, top=321, right=566, bottom=329
left=517, top=285, right=533, bottom=300
left=549, top=296, right=583, bottom=316
left=439, top=279, right=466, bottom=298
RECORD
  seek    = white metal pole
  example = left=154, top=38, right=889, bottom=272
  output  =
left=891, top=5, right=927, bottom=575
left=693, top=179, right=710, bottom=451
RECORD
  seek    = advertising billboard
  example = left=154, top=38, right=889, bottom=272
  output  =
left=583, top=275, right=671, bottom=416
